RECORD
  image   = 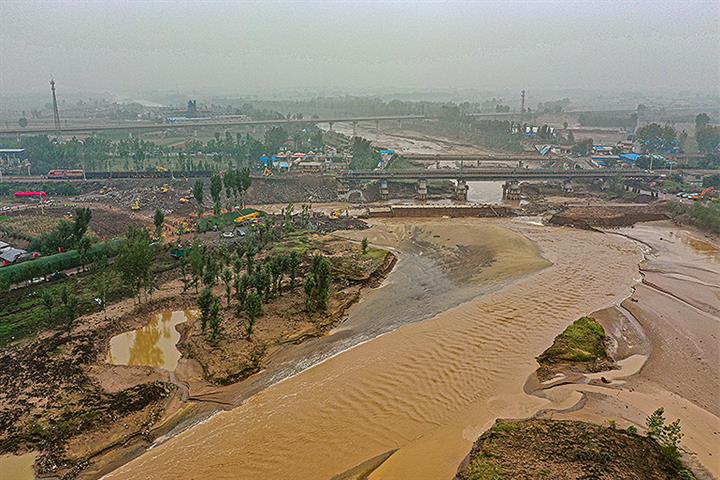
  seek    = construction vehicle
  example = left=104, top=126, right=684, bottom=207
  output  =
left=179, top=197, right=191, bottom=204
left=698, top=186, right=716, bottom=200
left=161, top=184, right=170, bottom=193
left=263, top=167, right=273, bottom=177
left=234, top=211, right=260, bottom=224
left=156, top=165, right=169, bottom=172
left=131, top=198, right=141, bottom=210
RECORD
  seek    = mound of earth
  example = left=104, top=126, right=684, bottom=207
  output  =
left=535, top=316, right=612, bottom=381
left=455, top=419, right=692, bottom=480
left=549, top=203, right=668, bottom=229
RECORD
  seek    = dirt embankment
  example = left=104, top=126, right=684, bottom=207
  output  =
left=0, top=271, right=187, bottom=479
left=0, top=230, right=395, bottom=479
left=177, top=236, right=396, bottom=386
left=455, top=419, right=690, bottom=480
left=548, top=203, right=669, bottom=229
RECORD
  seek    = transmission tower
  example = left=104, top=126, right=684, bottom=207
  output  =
left=50, top=79, right=61, bottom=131
left=520, top=90, right=526, bottom=113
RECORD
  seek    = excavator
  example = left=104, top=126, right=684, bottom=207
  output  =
left=131, top=198, right=141, bottom=210
left=161, top=184, right=170, bottom=193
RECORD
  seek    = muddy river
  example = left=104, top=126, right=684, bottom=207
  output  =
left=108, top=310, right=195, bottom=371
left=106, top=219, right=643, bottom=479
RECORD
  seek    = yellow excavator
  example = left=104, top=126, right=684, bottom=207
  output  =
left=131, top=198, right=141, bottom=210
left=161, top=184, right=170, bottom=193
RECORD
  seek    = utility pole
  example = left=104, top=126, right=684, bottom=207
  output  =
left=50, top=79, right=61, bottom=132
left=520, top=90, right=526, bottom=113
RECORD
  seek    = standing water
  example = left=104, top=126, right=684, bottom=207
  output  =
left=0, top=452, right=37, bottom=480
left=466, top=181, right=504, bottom=203
left=107, top=310, right=195, bottom=371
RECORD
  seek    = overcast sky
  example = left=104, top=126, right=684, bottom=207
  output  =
left=1, top=0, right=718, bottom=97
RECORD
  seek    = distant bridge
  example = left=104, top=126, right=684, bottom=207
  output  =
left=339, top=168, right=659, bottom=181
left=0, top=115, right=425, bottom=136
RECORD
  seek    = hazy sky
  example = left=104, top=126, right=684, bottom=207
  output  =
left=1, top=0, right=719, bottom=96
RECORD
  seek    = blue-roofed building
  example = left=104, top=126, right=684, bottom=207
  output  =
left=619, top=153, right=640, bottom=164
left=259, top=155, right=270, bottom=167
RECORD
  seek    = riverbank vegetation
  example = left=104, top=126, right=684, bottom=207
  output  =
left=456, top=418, right=696, bottom=480
left=536, top=316, right=611, bottom=380
left=0, top=205, right=391, bottom=478
left=668, top=199, right=720, bottom=234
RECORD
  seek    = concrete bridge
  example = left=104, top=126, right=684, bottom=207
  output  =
left=339, top=168, right=658, bottom=181
left=337, top=168, right=660, bottom=201
left=0, top=115, right=425, bottom=136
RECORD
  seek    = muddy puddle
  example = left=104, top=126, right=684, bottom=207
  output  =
left=682, top=234, right=720, bottom=262
left=106, top=221, right=644, bottom=480
left=107, top=310, right=195, bottom=371
left=0, top=451, right=37, bottom=480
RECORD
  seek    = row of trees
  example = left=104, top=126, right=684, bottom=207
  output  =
left=191, top=167, right=253, bottom=215
left=186, top=235, right=330, bottom=342
left=3, top=121, right=325, bottom=175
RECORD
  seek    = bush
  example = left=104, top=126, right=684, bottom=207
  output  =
left=668, top=200, right=720, bottom=233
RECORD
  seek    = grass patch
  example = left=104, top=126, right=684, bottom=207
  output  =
left=463, top=457, right=504, bottom=480
left=363, top=247, right=387, bottom=259
left=538, top=316, right=607, bottom=364
left=268, top=231, right=312, bottom=256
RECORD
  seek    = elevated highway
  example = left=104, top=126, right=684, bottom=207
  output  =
left=0, top=115, right=425, bottom=136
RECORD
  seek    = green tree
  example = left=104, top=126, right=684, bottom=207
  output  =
left=93, top=270, right=115, bottom=320
left=238, top=168, right=252, bottom=208
left=72, top=207, right=92, bottom=245
left=287, top=251, right=300, bottom=288
left=646, top=408, right=684, bottom=466
left=361, top=237, right=368, bottom=254
left=193, top=179, right=205, bottom=215
left=304, top=255, right=332, bottom=312
left=221, top=268, right=233, bottom=307
left=210, top=174, right=223, bottom=215
left=77, top=236, right=92, bottom=272
left=244, top=292, right=262, bottom=337
left=40, top=290, right=54, bottom=322
left=153, top=208, right=165, bottom=239
left=695, top=113, right=711, bottom=131
left=208, top=298, right=222, bottom=342
left=115, top=226, right=154, bottom=303
left=264, top=126, right=288, bottom=152
left=198, top=287, right=215, bottom=332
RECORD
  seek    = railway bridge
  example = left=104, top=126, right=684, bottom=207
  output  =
left=337, top=168, right=660, bottom=201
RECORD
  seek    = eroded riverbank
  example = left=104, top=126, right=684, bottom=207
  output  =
left=532, top=222, right=720, bottom=478
left=105, top=219, right=646, bottom=480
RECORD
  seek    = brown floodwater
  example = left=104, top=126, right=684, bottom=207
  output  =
left=106, top=221, right=642, bottom=480
left=107, top=310, right=195, bottom=371
left=0, top=451, right=37, bottom=480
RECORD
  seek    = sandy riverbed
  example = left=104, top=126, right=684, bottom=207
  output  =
left=537, top=222, right=720, bottom=478
left=104, top=218, right=656, bottom=480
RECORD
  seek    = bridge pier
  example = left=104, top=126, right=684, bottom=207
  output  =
left=328, top=122, right=334, bottom=132
left=352, top=121, right=358, bottom=137
left=375, top=119, right=380, bottom=138
left=455, top=179, right=468, bottom=201
left=337, top=180, right=349, bottom=200
left=502, top=180, right=521, bottom=200
left=417, top=178, right=427, bottom=200
left=380, top=179, right=389, bottom=200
